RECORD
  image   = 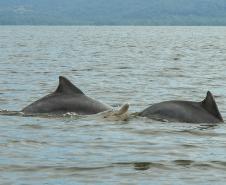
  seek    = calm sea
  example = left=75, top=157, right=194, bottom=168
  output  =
left=0, top=26, right=226, bottom=185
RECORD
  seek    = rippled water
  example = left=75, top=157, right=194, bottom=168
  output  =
left=0, top=26, right=226, bottom=184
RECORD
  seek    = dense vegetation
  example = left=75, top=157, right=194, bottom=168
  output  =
left=0, top=0, right=226, bottom=25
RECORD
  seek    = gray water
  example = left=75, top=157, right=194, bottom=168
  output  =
left=0, top=26, right=226, bottom=185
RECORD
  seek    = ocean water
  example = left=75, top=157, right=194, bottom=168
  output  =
left=0, top=26, right=226, bottom=185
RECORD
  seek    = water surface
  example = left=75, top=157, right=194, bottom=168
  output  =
left=0, top=26, right=226, bottom=185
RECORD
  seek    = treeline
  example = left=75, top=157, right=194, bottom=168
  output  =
left=0, top=0, right=226, bottom=25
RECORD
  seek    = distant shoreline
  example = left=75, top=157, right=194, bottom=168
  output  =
left=0, top=24, right=226, bottom=26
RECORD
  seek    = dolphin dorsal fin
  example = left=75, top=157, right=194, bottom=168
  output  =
left=55, top=76, right=84, bottom=95
left=201, top=91, right=223, bottom=121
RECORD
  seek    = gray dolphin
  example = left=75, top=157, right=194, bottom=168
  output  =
left=22, top=76, right=112, bottom=115
left=139, top=91, right=223, bottom=123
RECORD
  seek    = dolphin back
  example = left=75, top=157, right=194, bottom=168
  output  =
left=22, top=76, right=111, bottom=115
left=139, top=91, right=223, bottom=123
